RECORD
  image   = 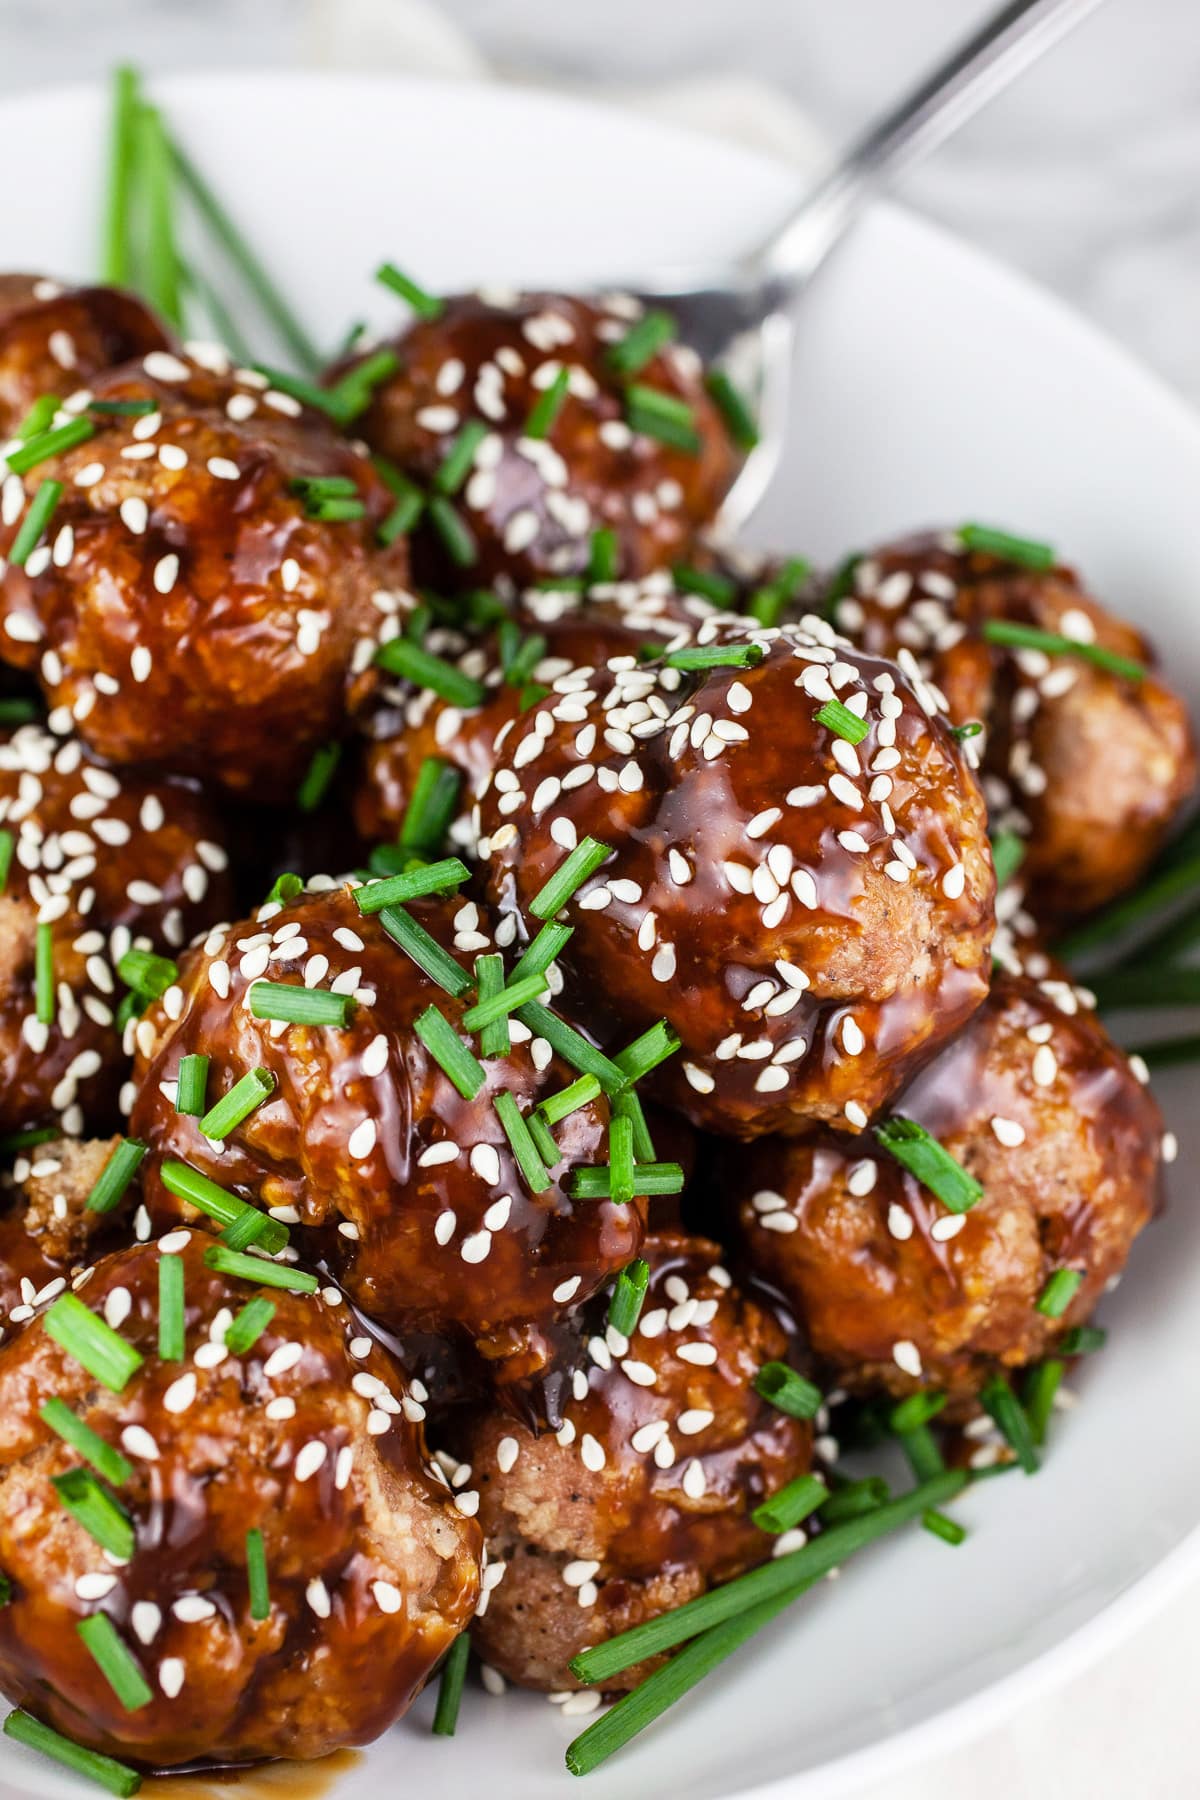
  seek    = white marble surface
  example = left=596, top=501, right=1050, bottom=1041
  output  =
left=1, top=3, right=1199, bottom=1796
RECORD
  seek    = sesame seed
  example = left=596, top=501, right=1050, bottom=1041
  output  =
left=892, top=1340, right=922, bottom=1378
left=294, top=1441, right=328, bottom=1482
left=159, top=1658, right=185, bottom=1698
left=153, top=553, right=180, bottom=594
left=1032, top=1045, right=1058, bottom=1087
left=580, top=1434, right=606, bottom=1472
left=990, top=1116, right=1026, bottom=1147
left=887, top=1203, right=914, bottom=1240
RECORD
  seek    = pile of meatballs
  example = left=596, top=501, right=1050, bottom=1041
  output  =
left=0, top=268, right=1190, bottom=1781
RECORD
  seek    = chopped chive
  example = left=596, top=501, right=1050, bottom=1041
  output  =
left=374, top=637, right=485, bottom=708
left=568, top=1467, right=966, bottom=1690
left=875, top=1115, right=983, bottom=1214
left=354, top=857, right=469, bottom=914
left=498, top=622, right=548, bottom=689
left=202, top=1245, right=318, bottom=1293
left=4, top=1709, right=142, bottom=1797
left=101, top=63, right=140, bottom=289
left=432, top=1631, right=471, bottom=1737
left=672, top=564, right=737, bottom=606
left=706, top=368, right=759, bottom=450
left=136, top=102, right=182, bottom=329
left=246, top=1527, right=270, bottom=1621
left=324, top=347, right=401, bottom=424
left=461, top=972, right=547, bottom=1033
left=379, top=478, right=425, bottom=546
left=509, top=920, right=573, bottom=984
left=0, top=699, right=37, bottom=726
left=814, top=698, right=869, bottom=745
left=613, top=1020, right=680, bottom=1085
left=514, top=1002, right=625, bottom=1093
left=9, top=478, right=63, bottom=568
left=248, top=981, right=355, bottom=1028
left=981, top=618, right=1144, bottom=683
left=1022, top=1359, right=1063, bottom=1447
left=52, top=1469, right=135, bottom=1562
left=888, top=1391, right=947, bottom=1433
left=473, top=954, right=510, bottom=1059
left=378, top=905, right=472, bottom=998
left=427, top=495, right=477, bottom=568
left=85, top=1138, right=147, bottom=1216
left=43, top=1294, right=143, bottom=1392
left=990, top=829, right=1026, bottom=888
left=414, top=1006, right=487, bottom=1101
left=253, top=364, right=342, bottom=418
left=337, top=320, right=367, bottom=356
left=159, top=1158, right=288, bottom=1255
left=116, top=948, right=178, bottom=1000
left=824, top=551, right=863, bottom=618
left=88, top=398, right=157, bottom=418
left=529, top=837, right=613, bottom=920
left=624, top=383, right=700, bottom=454
left=298, top=493, right=366, bottom=523
left=565, top=1160, right=683, bottom=1200
left=819, top=1477, right=890, bottom=1525
left=751, top=1472, right=828, bottom=1535
left=748, top=556, right=810, bottom=628
left=157, top=1252, right=185, bottom=1362
left=0, top=1125, right=57, bottom=1154
left=115, top=992, right=144, bottom=1033
left=265, top=871, right=303, bottom=906
left=1060, top=1324, right=1107, bottom=1356
left=613, top=1087, right=656, bottom=1162
left=493, top=1092, right=552, bottom=1194
left=607, top=1258, right=650, bottom=1337
left=225, top=1297, right=276, bottom=1355
left=375, top=263, right=444, bottom=321
left=607, top=309, right=677, bottom=377
left=979, top=1374, right=1039, bottom=1474
left=527, top=1110, right=560, bottom=1168
left=1036, top=1267, right=1083, bottom=1319
left=922, top=1509, right=967, bottom=1546
left=539, top=1073, right=601, bottom=1128
left=525, top=366, right=571, bottom=439
left=433, top=420, right=489, bottom=496
left=296, top=742, right=342, bottom=813
left=607, top=1112, right=636, bottom=1205
left=952, top=720, right=984, bottom=742
left=197, top=1067, right=277, bottom=1141
left=39, top=1399, right=133, bottom=1487
left=219, top=1206, right=276, bottom=1253
left=77, top=1613, right=153, bottom=1713
left=663, top=642, right=764, bottom=672
left=175, top=1054, right=209, bottom=1117
left=15, top=395, right=58, bottom=440
left=0, top=829, right=13, bottom=894
left=588, top=527, right=618, bottom=583
left=401, top=757, right=462, bottom=852
left=895, top=1423, right=945, bottom=1484
left=753, top=1361, right=822, bottom=1420
left=959, top=523, right=1056, bottom=570
left=5, top=417, right=96, bottom=476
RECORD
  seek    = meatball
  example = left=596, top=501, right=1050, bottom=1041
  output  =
left=0, top=1235, right=480, bottom=1767
left=829, top=531, right=1197, bottom=918
left=0, top=724, right=231, bottom=1137
left=450, top=1231, right=811, bottom=1691
left=733, top=971, right=1164, bottom=1404
left=0, top=275, right=168, bottom=437
left=129, top=882, right=645, bottom=1377
left=0, top=346, right=412, bottom=797
left=338, top=291, right=741, bottom=589
left=477, top=614, right=996, bottom=1137
left=0, top=1136, right=119, bottom=1328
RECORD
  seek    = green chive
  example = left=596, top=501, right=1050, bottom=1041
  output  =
left=820, top=1477, right=890, bottom=1525
left=748, top=556, right=810, bottom=628
left=493, top=1092, right=552, bottom=1193
left=100, top=63, right=140, bottom=289
left=253, top=364, right=342, bottom=418
left=9, top=479, right=63, bottom=568
left=1036, top=1268, right=1083, bottom=1319
left=401, top=757, right=462, bottom=852
left=529, top=837, right=612, bottom=920
left=375, top=263, right=444, bottom=321
left=324, top=347, right=401, bottom=425
left=888, top=1391, right=947, bottom=1433
left=4, top=1709, right=141, bottom=1797
left=824, top=552, right=863, bottom=618
left=0, top=1125, right=57, bottom=1154
left=607, top=310, right=676, bottom=377
left=354, top=858, right=469, bottom=914
left=15, top=395, right=58, bottom=440
left=39, top=1399, right=132, bottom=1487
left=246, top=1527, right=270, bottom=1621
left=461, top=972, right=547, bottom=1033
left=814, top=698, right=869, bottom=745
left=225, top=1297, right=276, bottom=1356
left=248, top=981, right=355, bottom=1028
left=613, top=1087, right=656, bottom=1162
left=981, top=618, right=1144, bottom=683
left=43, top=1294, right=143, bottom=1393
left=1089, top=965, right=1200, bottom=1011
left=613, top=1020, right=680, bottom=1085
left=895, top=1423, right=945, bottom=1484
left=1060, top=1324, right=1106, bottom=1356
left=607, top=1258, right=650, bottom=1336
left=539, top=1073, right=601, bottom=1128
left=527, top=1110, right=560, bottom=1168
left=5, top=417, right=95, bottom=476
left=588, top=527, right=618, bottom=583
left=379, top=905, right=472, bottom=998
left=990, top=829, right=1026, bottom=888
left=88, top=399, right=157, bottom=418
left=509, top=920, right=573, bottom=984
left=0, top=698, right=36, bottom=728
left=753, top=1361, right=822, bottom=1421
left=159, top=1158, right=288, bottom=1255
left=85, top=1138, right=146, bottom=1215
left=432, top=1631, right=471, bottom=1736
left=1022, top=1359, right=1063, bottom=1447
left=959, top=523, right=1056, bottom=570
left=202, top=1245, right=318, bottom=1293
left=296, top=741, right=342, bottom=812
left=625, top=383, right=700, bottom=453
left=498, top=622, right=548, bottom=689
left=875, top=1115, right=983, bottom=1214
left=565, top=1160, right=683, bottom=1200
left=198, top=1067, right=276, bottom=1141
left=77, top=1614, right=153, bottom=1713
left=175, top=1053, right=209, bottom=1117
left=706, top=368, right=760, bottom=450
left=607, top=1112, right=636, bottom=1205
left=179, top=255, right=256, bottom=364
left=672, top=564, right=737, bottom=606
left=414, top=1007, right=487, bottom=1101
left=922, top=1509, right=967, bottom=1546
left=158, top=1252, right=185, bottom=1361
left=136, top=102, right=182, bottom=329
left=427, top=495, right=477, bottom=567
left=265, top=871, right=304, bottom=907
left=663, top=642, right=764, bottom=672
left=374, top=638, right=485, bottom=708
left=525, top=366, right=571, bottom=439
left=52, top=1469, right=135, bottom=1562
left=116, top=948, right=178, bottom=1000
left=379, top=477, right=426, bottom=546
left=952, top=720, right=984, bottom=742
left=1057, top=814, right=1200, bottom=960
left=434, top=420, right=489, bottom=496
left=979, top=1374, right=1039, bottom=1474
left=473, top=953, right=510, bottom=1058
left=751, top=1472, right=828, bottom=1535
left=515, top=1001, right=625, bottom=1093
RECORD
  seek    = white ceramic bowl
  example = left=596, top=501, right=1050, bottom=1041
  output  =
left=0, top=69, right=1196, bottom=1800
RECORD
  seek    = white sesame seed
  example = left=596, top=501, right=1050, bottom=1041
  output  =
left=153, top=553, right=180, bottom=595
left=294, top=1441, right=328, bottom=1482
left=131, top=1601, right=162, bottom=1644
left=580, top=1434, right=606, bottom=1472
left=306, top=1578, right=331, bottom=1619
left=990, top=1116, right=1026, bottom=1147
left=159, top=1658, right=185, bottom=1698
left=121, top=1425, right=159, bottom=1461
left=163, top=1371, right=197, bottom=1414
left=892, top=1340, right=923, bottom=1378
left=1032, top=1045, right=1058, bottom=1087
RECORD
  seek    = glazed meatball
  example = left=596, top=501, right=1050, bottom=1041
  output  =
left=0, top=724, right=231, bottom=1137
left=0, top=346, right=412, bottom=797
left=0, top=1136, right=119, bottom=1328
left=0, top=275, right=168, bottom=437
left=449, top=1231, right=811, bottom=1691
left=733, top=972, right=1164, bottom=1404
left=0, top=1235, right=480, bottom=1767
left=829, top=532, right=1197, bottom=918
left=129, top=882, right=645, bottom=1377
left=338, top=292, right=741, bottom=588
left=477, top=614, right=996, bottom=1137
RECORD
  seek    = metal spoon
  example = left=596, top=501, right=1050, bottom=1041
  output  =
left=603, top=0, right=1108, bottom=533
